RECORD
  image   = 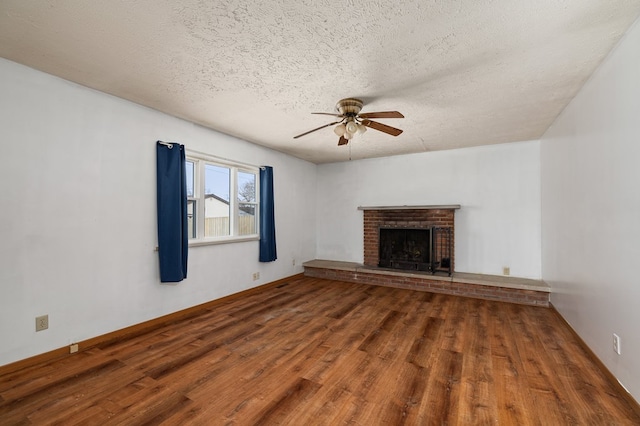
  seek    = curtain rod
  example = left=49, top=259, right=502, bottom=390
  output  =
left=158, top=141, right=176, bottom=148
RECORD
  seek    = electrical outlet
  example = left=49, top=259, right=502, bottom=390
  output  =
left=613, top=333, right=621, bottom=355
left=70, top=343, right=79, bottom=354
left=35, top=315, right=49, bottom=332
left=252, top=272, right=260, bottom=281
left=502, top=267, right=510, bottom=276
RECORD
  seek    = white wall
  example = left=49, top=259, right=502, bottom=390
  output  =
left=541, top=18, right=640, bottom=400
left=0, top=58, right=317, bottom=367
left=316, top=141, right=542, bottom=278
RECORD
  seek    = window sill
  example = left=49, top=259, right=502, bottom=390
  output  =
left=189, top=235, right=259, bottom=247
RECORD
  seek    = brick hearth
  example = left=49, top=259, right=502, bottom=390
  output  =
left=303, top=260, right=550, bottom=307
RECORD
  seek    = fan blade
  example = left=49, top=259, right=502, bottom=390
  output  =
left=312, top=112, right=344, bottom=117
left=337, top=136, right=348, bottom=146
left=358, top=111, right=404, bottom=119
left=361, top=119, right=403, bottom=136
left=293, top=121, right=342, bottom=139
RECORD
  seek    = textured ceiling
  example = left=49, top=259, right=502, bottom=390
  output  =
left=1, top=1, right=639, bottom=163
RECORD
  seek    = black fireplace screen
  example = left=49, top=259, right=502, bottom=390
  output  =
left=378, top=227, right=452, bottom=275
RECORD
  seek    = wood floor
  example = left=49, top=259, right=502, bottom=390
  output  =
left=1, top=276, right=638, bottom=425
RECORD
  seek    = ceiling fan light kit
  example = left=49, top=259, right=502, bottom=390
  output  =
left=345, top=121, right=358, bottom=134
left=337, top=120, right=365, bottom=140
left=333, top=123, right=346, bottom=136
left=294, top=98, right=404, bottom=146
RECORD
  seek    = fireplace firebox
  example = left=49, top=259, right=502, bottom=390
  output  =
left=378, top=226, right=452, bottom=275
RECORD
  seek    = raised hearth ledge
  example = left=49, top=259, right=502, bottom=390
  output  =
left=302, top=259, right=550, bottom=293
left=357, top=204, right=461, bottom=210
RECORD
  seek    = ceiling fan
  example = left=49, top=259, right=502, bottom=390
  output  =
left=293, top=98, right=404, bottom=146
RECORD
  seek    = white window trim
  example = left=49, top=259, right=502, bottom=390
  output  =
left=186, top=150, right=260, bottom=247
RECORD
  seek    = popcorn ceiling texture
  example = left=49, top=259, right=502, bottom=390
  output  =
left=1, top=0, right=639, bottom=163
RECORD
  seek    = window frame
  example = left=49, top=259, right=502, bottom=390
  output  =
left=186, top=151, right=260, bottom=246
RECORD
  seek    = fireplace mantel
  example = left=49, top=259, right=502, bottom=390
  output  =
left=358, top=205, right=461, bottom=211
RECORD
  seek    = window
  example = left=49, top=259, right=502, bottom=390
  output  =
left=186, top=152, right=259, bottom=244
left=237, top=171, right=258, bottom=236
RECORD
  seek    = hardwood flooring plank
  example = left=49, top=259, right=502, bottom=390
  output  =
left=0, top=359, right=126, bottom=422
left=401, top=291, right=436, bottom=328
left=502, top=303, right=583, bottom=425
left=0, top=349, right=111, bottom=395
left=385, top=361, right=431, bottom=425
left=378, top=399, right=412, bottom=425
left=293, top=349, right=379, bottom=424
left=326, top=293, right=371, bottom=320
left=145, top=322, right=263, bottom=379
left=424, top=292, right=456, bottom=319
left=329, top=397, right=376, bottom=425
left=31, top=404, right=111, bottom=426
left=188, top=372, right=304, bottom=424
left=300, top=300, right=391, bottom=385
left=488, top=302, right=539, bottom=426
left=440, top=296, right=470, bottom=353
left=358, top=310, right=405, bottom=354
left=104, top=314, right=240, bottom=371
left=26, top=367, right=147, bottom=425
left=182, top=318, right=334, bottom=421
left=110, top=386, right=193, bottom=425
left=226, top=291, right=314, bottom=320
left=456, top=299, right=497, bottom=425
left=405, top=316, right=445, bottom=367
left=413, top=348, right=464, bottom=425
left=250, top=377, right=322, bottom=425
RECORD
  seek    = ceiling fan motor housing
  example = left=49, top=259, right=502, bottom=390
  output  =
left=336, top=98, right=363, bottom=116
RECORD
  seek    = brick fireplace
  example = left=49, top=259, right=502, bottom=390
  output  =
left=303, top=204, right=550, bottom=307
left=361, top=205, right=457, bottom=274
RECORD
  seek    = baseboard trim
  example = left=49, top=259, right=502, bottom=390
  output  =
left=0, top=273, right=304, bottom=377
left=549, top=303, right=640, bottom=417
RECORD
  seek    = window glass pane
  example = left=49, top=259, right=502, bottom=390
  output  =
left=204, top=164, right=230, bottom=237
left=185, top=160, right=194, bottom=198
left=238, top=203, right=256, bottom=235
left=187, top=200, right=196, bottom=239
left=238, top=171, right=256, bottom=203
